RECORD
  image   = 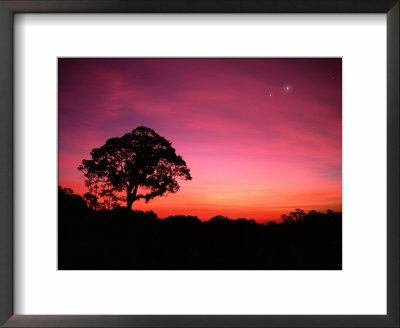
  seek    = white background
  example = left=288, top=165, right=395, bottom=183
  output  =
left=14, top=14, right=387, bottom=315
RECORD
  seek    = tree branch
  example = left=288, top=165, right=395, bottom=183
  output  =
left=134, top=189, right=163, bottom=203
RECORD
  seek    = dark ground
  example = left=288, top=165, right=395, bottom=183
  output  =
left=58, top=189, right=342, bottom=270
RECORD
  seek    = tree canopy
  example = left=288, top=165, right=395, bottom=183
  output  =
left=78, top=126, right=192, bottom=209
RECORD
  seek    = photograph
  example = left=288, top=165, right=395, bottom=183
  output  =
left=58, top=58, right=342, bottom=270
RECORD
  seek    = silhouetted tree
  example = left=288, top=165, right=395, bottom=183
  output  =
left=83, top=192, right=98, bottom=210
left=281, top=208, right=306, bottom=224
left=209, top=215, right=231, bottom=223
left=60, top=186, right=73, bottom=195
left=99, top=189, right=120, bottom=210
left=281, top=213, right=295, bottom=224
left=237, top=218, right=257, bottom=225
left=289, top=208, right=306, bottom=222
left=164, top=215, right=201, bottom=224
left=58, top=186, right=87, bottom=212
left=78, top=126, right=192, bottom=209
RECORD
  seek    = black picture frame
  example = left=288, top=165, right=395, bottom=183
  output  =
left=0, top=1, right=398, bottom=327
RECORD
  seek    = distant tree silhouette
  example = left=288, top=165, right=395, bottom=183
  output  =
left=281, top=208, right=306, bottom=224
left=83, top=192, right=98, bottom=210
left=99, top=189, right=119, bottom=209
left=58, top=186, right=87, bottom=213
left=289, top=208, right=305, bottom=221
left=78, top=126, right=192, bottom=209
left=280, top=214, right=295, bottom=224
left=163, top=215, right=201, bottom=224
left=60, top=186, right=73, bottom=195
left=209, top=215, right=230, bottom=223
left=327, top=209, right=335, bottom=216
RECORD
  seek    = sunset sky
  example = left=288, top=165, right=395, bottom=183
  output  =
left=58, top=58, right=342, bottom=223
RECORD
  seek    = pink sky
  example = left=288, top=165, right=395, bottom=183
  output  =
left=58, top=58, right=342, bottom=223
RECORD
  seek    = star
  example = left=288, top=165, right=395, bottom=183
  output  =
left=283, top=84, right=292, bottom=93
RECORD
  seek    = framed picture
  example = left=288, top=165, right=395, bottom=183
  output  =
left=0, top=0, right=398, bottom=327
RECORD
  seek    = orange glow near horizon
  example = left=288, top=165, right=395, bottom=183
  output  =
left=58, top=58, right=342, bottom=223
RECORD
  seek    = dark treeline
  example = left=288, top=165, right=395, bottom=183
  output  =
left=58, top=187, right=342, bottom=270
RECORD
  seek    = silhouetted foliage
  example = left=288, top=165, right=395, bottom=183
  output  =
left=59, top=186, right=87, bottom=213
left=58, top=188, right=342, bottom=270
left=83, top=192, right=98, bottom=210
left=163, top=215, right=202, bottom=225
left=289, top=208, right=305, bottom=221
left=209, top=215, right=231, bottom=223
left=78, top=126, right=192, bottom=210
left=281, top=208, right=306, bottom=224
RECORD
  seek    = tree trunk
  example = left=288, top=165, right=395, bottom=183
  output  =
left=126, top=193, right=134, bottom=209
left=126, top=184, right=138, bottom=210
